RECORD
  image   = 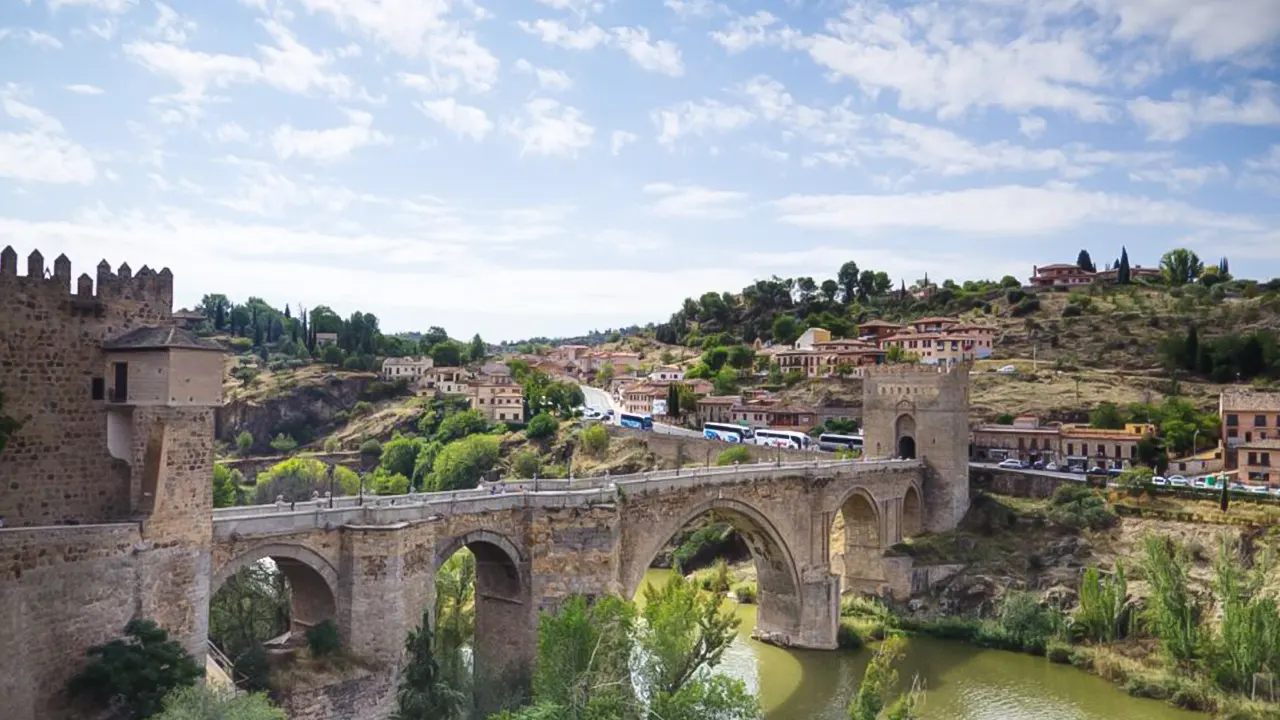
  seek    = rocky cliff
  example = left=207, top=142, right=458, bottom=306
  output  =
left=216, top=369, right=378, bottom=453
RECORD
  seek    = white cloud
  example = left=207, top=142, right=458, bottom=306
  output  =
left=1093, top=0, right=1280, bottom=63
left=418, top=98, right=493, bottom=142
left=518, top=19, right=609, bottom=50
left=1128, top=164, right=1229, bottom=192
left=64, top=84, right=105, bottom=95
left=651, top=99, right=755, bottom=146
left=506, top=99, right=594, bottom=157
left=746, top=143, right=788, bottom=163
left=536, top=0, right=606, bottom=14
left=148, top=2, right=197, bottom=44
left=710, top=11, right=798, bottom=54
left=1241, top=145, right=1280, bottom=196
left=772, top=185, right=1260, bottom=235
left=1129, top=83, right=1280, bottom=142
left=868, top=114, right=1070, bottom=176
left=297, top=0, right=499, bottom=92
left=643, top=181, right=748, bottom=219
left=513, top=58, right=573, bottom=91
left=0, top=90, right=97, bottom=184
left=1019, top=115, right=1047, bottom=139
left=665, top=0, right=723, bottom=19
left=214, top=122, right=250, bottom=143
left=806, top=1, right=1112, bottom=121
left=48, top=0, right=137, bottom=12
left=610, top=130, right=637, bottom=155
left=0, top=28, right=63, bottom=50
left=610, top=26, right=684, bottom=76
left=271, top=109, right=390, bottom=162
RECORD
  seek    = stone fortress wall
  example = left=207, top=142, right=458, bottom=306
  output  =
left=0, top=247, right=215, bottom=719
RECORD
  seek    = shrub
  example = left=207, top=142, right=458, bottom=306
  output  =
left=69, top=619, right=203, bottom=720
left=1075, top=563, right=1128, bottom=643
left=716, top=446, right=752, bottom=466
left=837, top=621, right=866, bottom=649
left=236, top=431, right=255, bottom=455
left=154, top=685, right=285, bottom=719
left=1061, top=303, right=1084, bottom=318
left=234, top=644, right=272, bottom=692
left=380, top=434, right=425, bottom=478
left=580, top=424, right=610, bottom=457
left=1046, top=641, right=1072, bottom=664
left=323, top=437, right=340, bottom=452
left=526, top=412, right=558, bottom=441
left=359, top=439, right=382, bottom=456
left=435, top=409, right=489, bottom=443
left=229, top=337, right=254, bottom=351
left=732, top=582, right=758, bottom=604
left=997, top=591, right=1058, bottom=654
left=511, top=450, right=542, bottom=479
left=352, top=400, right=374, bottom=417
left=428, top=435, right=501, bottom=491
left=268, top=433, right=298, bottom=454
left=306, top=620, right=341, bottom=658
left=370, top=468, right=410, bottom=495
left=1047, top=484, right=1117, bottom=530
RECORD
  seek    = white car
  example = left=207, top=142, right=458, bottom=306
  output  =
left=1168, top=476, right=1189, bottom=488
left=996, top=365, right=1017, bottom=374
left=997, top=459, right=1023, bottom=469
left=1247, top=485, right=1271, bottom=496
left=1151, top=476, right=1168, bottom=486
left=1044, top=462, right=1059, bottom=472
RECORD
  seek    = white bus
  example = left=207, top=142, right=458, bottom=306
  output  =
left=703, top=422, right=754, bottom=443
left=818, top=433, right=863, bottom=452
left=754, top=429, right=812, bottom=450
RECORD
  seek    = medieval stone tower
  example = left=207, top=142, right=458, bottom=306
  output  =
left=0, top=247, right=223, bottom=719
left=861, top=364, right=970, bottom=533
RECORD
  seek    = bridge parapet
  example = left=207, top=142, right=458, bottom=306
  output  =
left=212, top=458, right=923, bottom=538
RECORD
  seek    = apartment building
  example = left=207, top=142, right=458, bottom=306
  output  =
left=650, top=365, right=684, bottom=382
left=1220, top=389, right=1280, bottom=469
left=421, top=366, right=472, bottom=395
left=794, top=327, right=832, bottom=350
left=470, top=363, right=524, bottom=423
left=1029, top=264, right=1094, bottom=287
left=970, top=416, right=1064, bottom=463
left=623, top=383, right=665, bottom=416
left=856, top=319, right=906, bottom=343
left=381, top=355, right=434, bottom=380
left=777, top=339, right=886, bottom=378
left=1060, top=423, right=1156, bottom=471
left=880, top=331, right=991, bottom=365
left=696, top=395, right=737, bottom=424
left=1238, top=439, right=1279, bottom=485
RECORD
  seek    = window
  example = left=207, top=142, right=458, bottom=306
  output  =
left=1114, top=445, right=1122, bottom=458
left=1256, top=415, right=1268, bottom=427
left=1130, top=445, right=1137, bottom=458
left=1228, top=428, right=1238, bottom=438
left=1264, top=453, right=1272, bottom=467
left=1226, top=414, right=1239, bottom=427
left=1248, top=452, right=1257, bottom=465
left=91, top=377, right=104, bottom=400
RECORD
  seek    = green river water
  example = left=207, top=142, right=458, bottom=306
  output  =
left=638, top=569, right=1198, bottom=720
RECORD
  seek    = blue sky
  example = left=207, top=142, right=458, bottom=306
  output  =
left=2, top=0, right=1279, bottom=341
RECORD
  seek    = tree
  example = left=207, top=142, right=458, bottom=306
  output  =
left=380, top=435, right=426, bottom=478
left=0, top=390, right=22, bottom=456
left=771, top=315, right=800, bottom=345
left=434, top=550, right=476, bottom=693
left=1160, top=248, right=1204, bottom=286
left=666, top=383, right=681, bottom=418
left=69, top=619, right=203, bottom=720
left=392, top=610, right=467, bottom=720
left=213, top=463, right=238, bottom=508
left=428, top=435, right=501, bottom=491
left=820, top=279, right=839, bottom=303
left=209, top=564, right=289, bottom=674
left=848, top=635, right=919, bottom=720
left=430, top=341, right=464, bottom=367
left=153, top=685, right=285, bottom=720
left=423, top=326, right=449, bottom=349
left=726, top=345, right=754, bottom=370
left=235, top=431, right=254, bottom=455
left=435, top=409, right=489, bottom=443
left=1076, top=249, right=1096, bottom=273
left=269, top=433, right=298, bottom=454
left=526, top=412, right=558, bottom=440
left=469, top=334, right=486, bottom=362
left=580, top=424, right=610, bottom=456
left=1117, top=246, right=1131, bottom=284
left=1089, top=401, right=1125, bottom=430
left=198, top=294, right=231, bottom=331
left=837, top=261, right=860, bottom=303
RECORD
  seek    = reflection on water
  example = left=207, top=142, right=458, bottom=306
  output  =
left=639, top=570, right=1197, bottom=720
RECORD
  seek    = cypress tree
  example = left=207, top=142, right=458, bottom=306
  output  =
left=667, top=383, right=681, bottom=418
left=1118, top=247, right=1131, bottom=284
left=392, top=611, right=464, bottom=720
left=1185, top=325, right=1199, bottom=372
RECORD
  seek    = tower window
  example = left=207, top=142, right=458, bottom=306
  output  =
left=91, top=377, right=104, bottom=400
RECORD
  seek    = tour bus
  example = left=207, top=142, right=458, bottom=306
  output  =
left=818, top=433, right=863, bottom=452
left=618, top=412, right=654, bottom=431
left=703, top=422, right=755, bottom=443
left=754, top=429, right=812, bottom=450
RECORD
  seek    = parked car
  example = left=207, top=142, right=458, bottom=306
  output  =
left=1169, top=476, right=1189, bottom=487
left=1152, top=476, right=1168, bottom=486
left=996, top=365, right=1017, bottom=374
left=1247, top=485, right=1270, bottom=496
left=1087, top=466, right=1104, bottom=475
left=1044, top=462, right=1059, bottom=471
left=1068, top=466, right=1085, bottom=474
left=997, top=458, right=1023, bottom=469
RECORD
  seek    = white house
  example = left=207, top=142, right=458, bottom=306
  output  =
left=649, top=365, right=684, bottom=382
left=382, top=355, right=434, bottom=380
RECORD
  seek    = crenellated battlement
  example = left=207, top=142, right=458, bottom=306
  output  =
left=0, top=246, right=174, bottom=311
left=864, top=362, right=971, bottom=378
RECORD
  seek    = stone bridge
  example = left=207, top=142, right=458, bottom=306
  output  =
left=210, top=458, right=929, bottom=698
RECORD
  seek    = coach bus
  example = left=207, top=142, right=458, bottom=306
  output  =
left=754, top=429, right=812, bottom=450
left=618, top=412, right=653, bottom=431
left=817, top=433, right=863, bottom=452
left=703, top=422, right=754, bottom=443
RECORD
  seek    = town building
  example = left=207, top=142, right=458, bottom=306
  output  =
left=422, top=366, right=472, bottom=395
left=880, top=331, right=990, bottom=366
left=314, top=331, right=339, bottom=347
left=1167, top=448, right=1225, bottom=477
left=469, top=363, right=524, bottom=423
left=381, top=355, right=434, bottom=380
left=1029, top=263, right=1094, bottom=287
left=777, top=339, right=886, bottom=379
left=649, top=365, right=684, bottom=382
left=970, top=416, right=1064, bottom=464
left=590, top=351, right=642, bottom=375
left=794, top=327, right=832, bottom=350
left=729, top=398, right=817, bottom=429
left=1237, top=439, right=1279, bottom=485
left=551, top=344, right=591, bottom=363
left=1060, top=423, right=1156, bottom=471
left=170, top=309, right=206, bottom=330
left=1220, top=389, right=1280, bottom=469
left=696, top=395, right=737, bottom=424
left=622, top=383, right=665, bottom=416
left=856, top=319, right=906, bottom=343
left=910, top=316, right=961, bottom=334
left=1093, top=266, right=1162, bottom=283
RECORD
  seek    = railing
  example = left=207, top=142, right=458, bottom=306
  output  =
left=211, top=458, right=921, bottom=528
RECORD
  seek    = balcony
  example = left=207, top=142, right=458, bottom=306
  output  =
left=107, top=387, right=128, bottom=404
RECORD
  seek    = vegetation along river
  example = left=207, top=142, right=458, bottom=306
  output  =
left=638, top=570, right=1198, bottom=720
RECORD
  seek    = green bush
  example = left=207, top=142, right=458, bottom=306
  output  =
left=352, top=400, right=374, bottom=416
left=268, top=433, right=298, bottom=454
left=1046, top=641, right=1072, bottom=664
left=580, top=424, right=610, bottom=457
left=359, top=439, right=382, bottom=456
left=732, top=582, right=757, bottom=604
left=229, top=337, right=254, bottom=351
left=234, top=644, right=272, bottom=692
left=511, top=450, right=542, bottom=479
left=236, top=431, right=255, bottom=455
left=69, top=620, right=203, bottom=720
left=526, top=412, right=558, bottom=441
left=837, top=621, right=866, bottom=649
left=1047, top=484, right=1117, bottom=530
left=428, top=435, right=501, bottom=491
left=305, top=620, right=341, bottom=658
left=154, top=685, right=285, bottom=719
left=370, top=468, right=410, bottom=495
left=716, top=446, right=752, bottom=466
left=997, top=591, right=1058, bottom=654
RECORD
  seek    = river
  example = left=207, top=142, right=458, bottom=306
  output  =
left=638, top=569, right=1197, bottom=720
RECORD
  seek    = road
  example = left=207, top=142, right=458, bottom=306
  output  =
left=578, top=383, right=704, bottom=438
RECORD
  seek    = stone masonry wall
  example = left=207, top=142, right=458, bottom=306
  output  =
left=0, top=524, right=144, bottom=719
left=970, top=466, right=1077, bottom=498
left=605, top=425, right=810, bottom=467
left=276, top=670, right=395, bottom=720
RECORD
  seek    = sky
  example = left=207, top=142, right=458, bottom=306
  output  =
left=2, top=0, right=1279, bottom=342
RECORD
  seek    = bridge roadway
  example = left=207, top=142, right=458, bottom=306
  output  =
left=212, top=457, right=916, bottom=536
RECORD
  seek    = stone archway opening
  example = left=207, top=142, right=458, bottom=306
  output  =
left=209, top=546, right=339, bottom=687
left=434, top=531, right=531, bottom=715
left=628, top=500, right=804, bottom=647
left=895, top=414, right=917, bottom=460
left=902, top=485, right=923, bottom=538
left=829, top=490, right=883, bottom=595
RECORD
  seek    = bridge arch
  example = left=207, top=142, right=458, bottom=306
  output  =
left=895, top=413, right=917, bottom=459
left=829, top=487, right=885, bottom=595
left=902, top=483, right=923, bottom=538
left=623, top=497, right=804, bottom=643
left=209, top=544, right=341, bottom=661
left=433, top=528, right=532, bottom=715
